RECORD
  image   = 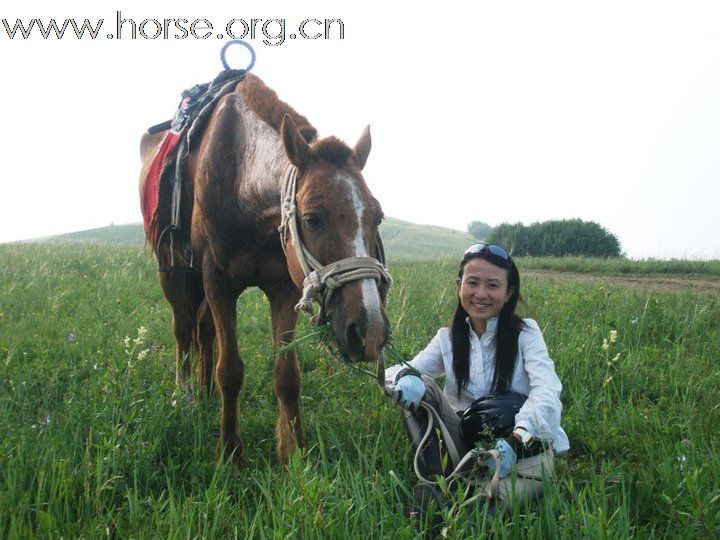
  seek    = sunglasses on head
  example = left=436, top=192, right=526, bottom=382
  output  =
left=464, top=243, right=511, bottom=260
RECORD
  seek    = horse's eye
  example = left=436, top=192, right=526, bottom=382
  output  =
left=303, top=213, right=326, bottom=231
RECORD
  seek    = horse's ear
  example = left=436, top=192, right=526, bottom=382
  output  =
left=281, top=114, right=311, bottom=169
left=352, top=125, right=371, bottom=170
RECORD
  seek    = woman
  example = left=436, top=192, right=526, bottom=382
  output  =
left=385, top=243, right=569, bottom=507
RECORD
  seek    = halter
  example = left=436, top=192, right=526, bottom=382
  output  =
left=278, top=163, right=394, bottom=392
left=279, top=163, right=393, bottom=322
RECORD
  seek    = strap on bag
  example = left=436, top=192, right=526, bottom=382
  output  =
left=412, top=402, right=501, bottom=500
left=474, top=449, right=502, bottom=499
left=413, top=401, right=462, bottom=484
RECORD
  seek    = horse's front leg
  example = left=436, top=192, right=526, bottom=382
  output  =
left=204, top=263, right=245, bottom=465
left=265, top=281, right=304, bottom=465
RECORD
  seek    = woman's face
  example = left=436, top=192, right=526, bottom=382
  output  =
left=457, top=258, right=512, bottom=333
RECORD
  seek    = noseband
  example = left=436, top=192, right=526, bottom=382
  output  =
left=278, top=164, right=393, bottom=326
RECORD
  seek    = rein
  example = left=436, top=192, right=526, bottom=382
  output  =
left=278, top=163, right=394, bottom=394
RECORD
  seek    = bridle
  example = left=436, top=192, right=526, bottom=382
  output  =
left=278, top=163, right=393, bottom=392
left=278, top=164, right=393, bottom=323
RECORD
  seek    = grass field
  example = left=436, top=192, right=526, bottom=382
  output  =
left=1, top=243, right=719, bottom=538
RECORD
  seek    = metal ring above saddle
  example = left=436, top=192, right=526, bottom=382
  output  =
left=220, top=40, right=256, bottom=71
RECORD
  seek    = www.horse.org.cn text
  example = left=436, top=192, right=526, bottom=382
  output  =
left=1, top=12, right=345, bottom=46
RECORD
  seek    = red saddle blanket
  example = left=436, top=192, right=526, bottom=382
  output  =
left=140, top=69, right=248, bottom=249
left=140, top=130, right=183, bottom=246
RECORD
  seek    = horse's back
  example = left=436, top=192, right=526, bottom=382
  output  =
left=140, top=72, right=318, bottom=272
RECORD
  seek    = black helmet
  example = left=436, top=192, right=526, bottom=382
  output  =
left=459, top=391, right=527, bottom=446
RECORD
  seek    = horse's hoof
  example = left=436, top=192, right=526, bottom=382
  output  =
left=172, top=383, right=196, bottom=403
left=277, top=444, right=307, bottom=471
left=197, top=384, right=217, bottom=400
left=217, top=438, right=244, bottom=467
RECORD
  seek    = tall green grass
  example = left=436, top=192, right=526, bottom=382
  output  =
left=1, top=244, right=718, bottom=538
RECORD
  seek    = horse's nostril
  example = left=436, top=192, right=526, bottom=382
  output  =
left=345, top=323, right=364, bottom=356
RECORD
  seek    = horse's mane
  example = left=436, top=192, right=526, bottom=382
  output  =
left=238, top=73, right=318, bottom=143
left=238, top=74, right=356, bottom=167
left=312, top=137, right=354, bottom=167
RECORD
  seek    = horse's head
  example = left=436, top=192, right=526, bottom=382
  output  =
left=280, top=115, right=390, bottom=363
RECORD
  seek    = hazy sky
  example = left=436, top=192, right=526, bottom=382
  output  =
left=2, top=1, right=719, bottom=259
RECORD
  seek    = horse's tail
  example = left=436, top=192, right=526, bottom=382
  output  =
left=192, top=289, right=213, bottom=352
left=171, top=268, right=206, bottom=360
left=193, top=291, right=216, bottom=391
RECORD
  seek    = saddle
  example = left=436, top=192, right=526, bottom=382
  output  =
left=141, top=69, right=249, bottom=272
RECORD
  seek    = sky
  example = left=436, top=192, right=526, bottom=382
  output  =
left=2, top=1, right=719, bottom=259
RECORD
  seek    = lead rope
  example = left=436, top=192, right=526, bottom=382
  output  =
left=333, top=338, right=498, bottom=491
left=343, top=356, right=502, bottom=494
left=276, top=163, right=502, bottom=491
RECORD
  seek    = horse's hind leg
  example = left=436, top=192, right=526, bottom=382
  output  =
left=159, top=270, right=196, bottom=390
left=265, top=281, right=304, bottom=465
left=204, top=263, right=245, bottom=465
left=196, top=298, right=216, bottom=396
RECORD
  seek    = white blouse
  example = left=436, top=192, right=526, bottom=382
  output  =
left=385, top=317, right=570, bottom=453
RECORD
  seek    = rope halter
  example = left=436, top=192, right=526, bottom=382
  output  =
left=278, top=164, right=393, bottom=326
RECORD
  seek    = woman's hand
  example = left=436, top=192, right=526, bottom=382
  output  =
left=391, top=375, right=426, bottom=411
left=484, top=440, right=517, bottom=478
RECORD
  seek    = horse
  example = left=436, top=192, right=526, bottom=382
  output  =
left=139, top=73, right=391, bottom=465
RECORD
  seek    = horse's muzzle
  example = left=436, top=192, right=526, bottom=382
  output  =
left=344, top=319, right=390, bottom=363
left=333, top=303, right=390, bottom=363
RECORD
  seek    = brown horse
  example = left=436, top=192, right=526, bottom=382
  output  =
left=139, top=73, right=391, bottom=465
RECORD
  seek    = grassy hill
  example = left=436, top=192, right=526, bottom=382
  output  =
left=379, top=217, right=476, bottom=260
left=41, top=223, right=146, bottom=247
left=32, top=217, right=477, bottom=261
left=22, top=221, right=720, bottom=277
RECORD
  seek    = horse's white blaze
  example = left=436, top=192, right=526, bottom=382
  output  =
left=338, top=173, right=383, bottom=321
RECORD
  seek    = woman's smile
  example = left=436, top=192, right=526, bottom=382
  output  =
left=458, top=258, right=512, bottom=333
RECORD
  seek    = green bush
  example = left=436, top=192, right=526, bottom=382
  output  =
left=487, top=219, right=621, bottom=257
left=467, top=221, right=492, bottom=240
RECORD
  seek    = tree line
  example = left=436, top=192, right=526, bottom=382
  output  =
left=468, top=219, right=621, bottom=257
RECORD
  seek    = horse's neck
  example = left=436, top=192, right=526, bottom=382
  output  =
left=237, top=101, right=289, bottom=210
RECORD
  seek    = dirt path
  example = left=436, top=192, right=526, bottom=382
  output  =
left=524, top=270, right=720, bottom=293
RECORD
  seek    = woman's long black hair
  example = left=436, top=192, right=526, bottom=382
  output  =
left=450, top=248, right=525, bottom=395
